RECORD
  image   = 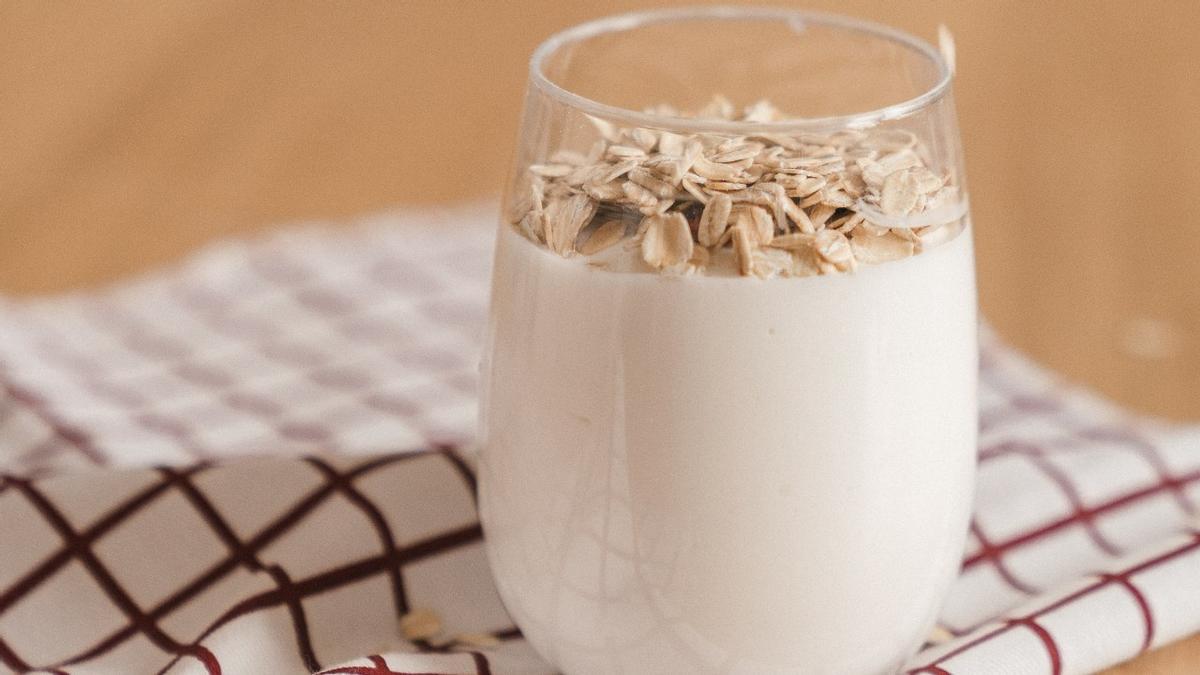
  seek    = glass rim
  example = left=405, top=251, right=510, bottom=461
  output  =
left=529, top=6, right=953, bottom=134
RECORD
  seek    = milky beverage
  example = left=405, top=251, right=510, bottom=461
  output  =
left=479, top=219, right=977, bottom=673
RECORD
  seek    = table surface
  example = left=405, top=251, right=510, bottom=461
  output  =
left=0, top=2, right=1196, bottom=670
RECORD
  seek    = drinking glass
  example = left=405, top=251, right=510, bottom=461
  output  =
left=478, top=8, right=977, bottom=674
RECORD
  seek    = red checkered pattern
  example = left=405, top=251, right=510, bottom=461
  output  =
left=0, top=451, right=543, bottom=674
left=904, top=331, right=1200, bottom=673
left=0, top=205, right=1196, bottom=673
left=0, top=208, right=491, bottom=475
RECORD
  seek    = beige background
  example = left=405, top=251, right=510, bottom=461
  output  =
left=0, top=1, right=1196, bottom=670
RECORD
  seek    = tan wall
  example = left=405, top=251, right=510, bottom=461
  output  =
left=0, top=1, right=1197, bottom=666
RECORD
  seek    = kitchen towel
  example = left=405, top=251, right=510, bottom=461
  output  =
left=0, top=205, right=1196, bottom=674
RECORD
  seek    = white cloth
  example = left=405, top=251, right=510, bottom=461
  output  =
left=0, top=205, right=1195, bottom=674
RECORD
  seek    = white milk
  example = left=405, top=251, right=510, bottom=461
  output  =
left=479, top=223, right=977, bottom=674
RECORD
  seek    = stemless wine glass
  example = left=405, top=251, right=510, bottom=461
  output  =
left=478, top=7, right=977, bottom=674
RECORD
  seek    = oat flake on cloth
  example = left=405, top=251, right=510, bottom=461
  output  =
left=0, top=204, right=1196, bottom=675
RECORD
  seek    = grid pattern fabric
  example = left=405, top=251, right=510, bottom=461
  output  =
left=0, top=204, right=1196, bottom=674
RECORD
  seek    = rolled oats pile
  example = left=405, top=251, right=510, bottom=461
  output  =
left=506, top=97, right=965, bottom=278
